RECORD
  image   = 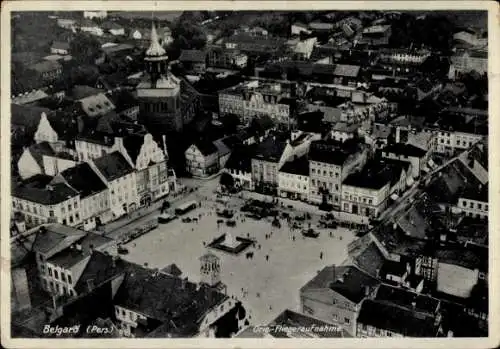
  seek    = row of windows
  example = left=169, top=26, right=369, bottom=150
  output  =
left=44, top=279, right=76, bottom=296
left=312, top=168, right=340, bottom=178
left=12, top=201, right=55, bottom=217
left=344, top=195, right=374, bottom=205
left=46, top=266, right=73, bottom=284
left=311, top=179, right=339, bottom=191
left=359, top=324, right=394, bottom=337
left=280, top=181, right=307, bottom=190
left=461, top=200, right=488, bottom=211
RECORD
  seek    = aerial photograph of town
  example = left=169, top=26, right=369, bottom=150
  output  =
left=7, top=7, right=489, bottom=341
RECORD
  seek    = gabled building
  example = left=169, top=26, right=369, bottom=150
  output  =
left=224, top=145, right=256, bottom=190
left=28, top=60, right=63, bottom=83
left=300, top=264, right=380, bottom=335
left=18, top=141, right=77, bottom=180
left=380, top=143, right=429, bottom=179
left=251, top=135, right=290, bottom=194
left=179, top=49, right=207, bottom=75
left=50, top=41, right=70, bottom=55
left=92, top=151, right=138, bottom=218
left=278, top=155, right=310, bottom=201
left=54, top=163, right=111, bottom=230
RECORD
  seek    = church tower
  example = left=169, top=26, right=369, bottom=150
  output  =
left=137, top=22, right=183, bottom=132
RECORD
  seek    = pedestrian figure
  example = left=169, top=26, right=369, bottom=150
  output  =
left=329, top=231, right=332, bottom=237
left=266, top=255, right=269, bottom=261
left=320, top=252, right=323, bottom=260
left=339, top=236, right=343, bottom=240
left=292, top=236, right=295, bottom=241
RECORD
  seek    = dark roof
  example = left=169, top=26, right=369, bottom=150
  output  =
left=105, top=89, right=138, bottom=113
left=343, top=159, right=407, bottom=190
left=253, top=136, right=287, bottom=163
left=301, top=265, right=380, bottom=304
left=161, top=263, right=182, bottom=277
left=71, top=85, right=105, bottom=100
left=47, top=233, right=113, bottom=269
left=309, top=139, right=365, bottom=166
left=193, top=139, right=218, bottom=156
left=279, top=156, right=309, bottom=176
left=11, top=104, right=53, bottom=137
left=26, top=142, right=55, bottom=169
left=29, top=60, right=62, bottom=73
left=382, top=143, right=427, bottom=158
left=375, top=284, right=440, bottom=315
left=113, top=264, right=227, bottom=336
left=460, top=183, right=488, bottom=202
left=333, top=64, right=360, bottom=77
left=357, top=300, right=440, bottom=337
left=51, top=41, right=70, bottom=50
left=74, top=251, right=126, bottom=294
left=93, top=151, right=134, bottom=181
left=31, top=224, right=87, bottom=257
left=179, top=49, right=207, bottom=63
left=379, top=260, right=407, bottom=277
left=269, top=309, right=351, bottom=338
left=225, top=145, right=255, bottom=172
left=59, top=163, right=107, bottom=198
left=12, top=175, right=79, bottom=205
left=434, top=244, right=488, bottom=272
left=353, top=242, right=386, bottom=278
left=122, top=134, right=145, bottom=164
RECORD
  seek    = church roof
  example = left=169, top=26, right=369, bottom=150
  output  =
left=146, top=23, right=167, bottom=57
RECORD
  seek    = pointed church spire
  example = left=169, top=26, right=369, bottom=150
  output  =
left=146, top=21, right=166, bottom=57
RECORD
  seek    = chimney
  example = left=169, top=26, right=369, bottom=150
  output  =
left=87, top=279, right=94, bottom=292
left=411, top=301, right=416, bottom=309
left=76, top=244, right=82, bottom=251
left=364, top=285, right=370, bottom=297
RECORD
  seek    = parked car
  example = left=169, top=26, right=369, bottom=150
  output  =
left=118, top=245, right=129, bottom=254
left=302, top=228, right=320, bottom=238
left=158, top=213, right=177, bottom=224
left=226, top=220, right=237, bottom=227
left=182, top=217, right=192, bottom=223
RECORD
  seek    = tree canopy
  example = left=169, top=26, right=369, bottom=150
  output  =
left=69, top=33, right=102, bottom=64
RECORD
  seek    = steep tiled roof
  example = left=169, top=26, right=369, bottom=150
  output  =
left=357, top=299, right=440, bottom=337
left=375, top=284, right=440, bottom=315
left=253, top=136, right=287, bottom=163
left=11, top=104, right=53, bottom=137
left=113, top=263, right=227, bottom=336
left=382, top=143, right=427, bottom=158
left=333, top=64, right=360, bottom=77
left=51, top=41, right=70, bottom=51
left=26, top=142, right=55, bottom=169
left=32, top=224, right=87, bottom=257
left=279, top=156, right=309, bottom=176
left=12, top=175, right=79, bottom=205
left=74, top=251, right=125, bottom=294
left=193, top=139, right=218, bottom=156
left=47, top=232, right=113, bottom=269
left=301, top=265, right=380, bottom=304
left=59, top=163, right=107, bottom=199
left=93, top=151, right=134, bottom=182
left=179, top=49, right=207, bottom=63
left=29, top=60, right=62, bottom=73
left=353, top=242, right=385, bottom=278
left=225, top=145, right=256, bottom=173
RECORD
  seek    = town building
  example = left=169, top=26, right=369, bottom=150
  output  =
left=17, top=142, right=75, bottom=180
left=448, top=50, right=487, bottom=79
left=31, top=224, right=116, bottom=297
left=206, top=45, right=248, bottom=69
left=300, top=265, right=380, bottom=335
left=278, top=155, right=309, bottom=201
left=179, top=49, right=207, bottom=75
left=102, top=22, right=125, bottom=36
left=218, top=81, right=295, bottom=124
left=356, top=299, right=442, bottom=337
left=222, top=34, right=288, bottom=56
left=185, top=138, right=231, bottom=178
left=52, top=163, right=111, bottom=230
left=50, top=42, right=70, bottom=55
left=224, top=145, right=255, bottom=190
left=83, top=10, right=107, bottom=19
left=137, top=24, right=198, bottom=133
left=453, top=184, right=488, bottom=219
left=251, top=135, right=291, bottom=194
left=380, top=143, right=429, bottom=179
left=92, top=151, right=138, bottom=219
left=78, top=19, right=104, bottom=36
left=341, top=159, right=409, bottom=219
left=28, top=60, right=62, bottom=83
left=308, top=140, right=368, bottom=209
left=416, top=243, right=488, bottom=299
left=291, top=22, right=312, bottom=36
left=12, top=175, right=80, bottom=228
left=360, top=25, right=392, bottom=46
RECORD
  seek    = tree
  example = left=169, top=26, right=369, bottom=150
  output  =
left=69, top=33, right=101, bottom=64
left=220, top=172, right=235, bottom=188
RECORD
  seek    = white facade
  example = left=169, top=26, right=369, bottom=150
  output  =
left=436, top=130, right=484, bottom=154
left=80, top=25, right=104, bottom=36
left=83, top=11, right=107, bottom=19
left=42, top=156, right=77, bottom=177
left=12, top=194, right=81, bottom=228
left=436, top=262, right=479, bottom=298
left=114, top=305, right=149, bottom=337
left=17, top=149, right=43, bottom=180
left=34, top=112, right=58, bottom=144
left=454, top=197, right=488, bottom=219
left=278, top=171, right=309, bottom=199
left=341, top=183, right=389, bottom=218
left=448, top=52, right=487, bottom=79
left=42, top=255, right=89, bottom=297
left=225, top=168, right=253, bottom=190
left=110, top=28, right=125, bottom=36
left=50, top=47, right=69, bottom=55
